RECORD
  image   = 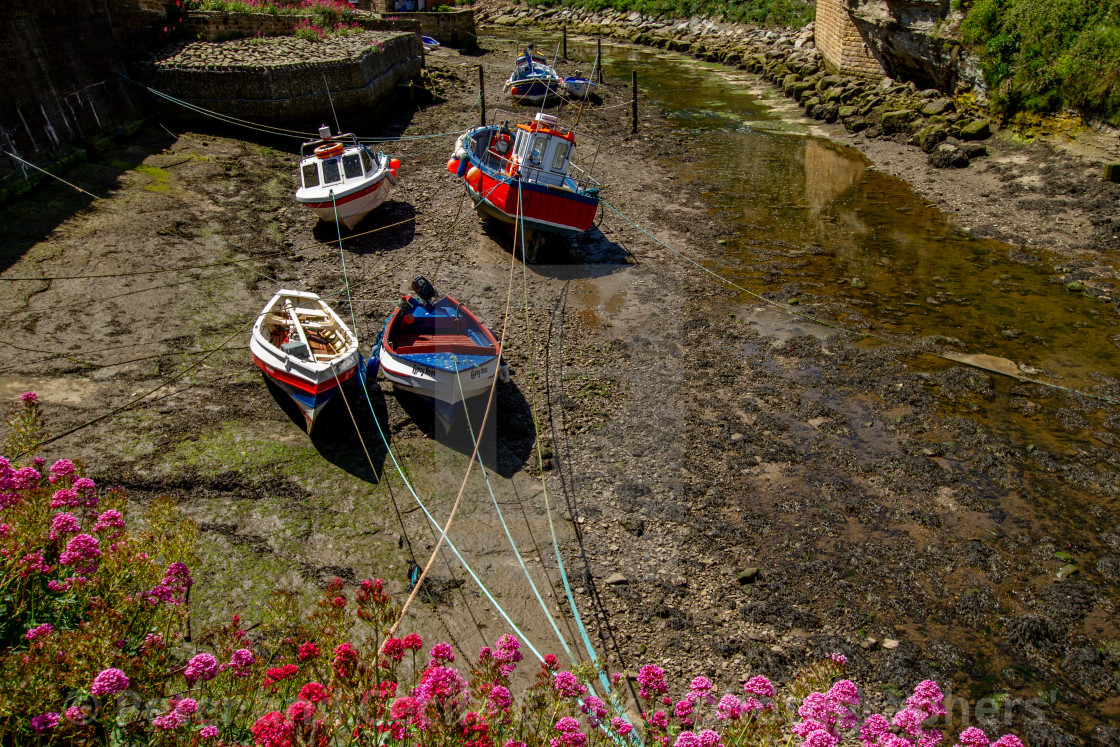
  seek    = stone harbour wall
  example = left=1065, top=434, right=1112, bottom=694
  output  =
left=132, top=31, right=422, bottom=126
left=0, top=0, right=142, bottom=184
left=815, top=0, right=885, bottom=78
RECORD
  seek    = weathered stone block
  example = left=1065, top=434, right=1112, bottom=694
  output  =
left=922, top=98, right=955, bottom=116
left=960, top=119, right=991, bottom=140
left=880, top=109, right=913, bottom=133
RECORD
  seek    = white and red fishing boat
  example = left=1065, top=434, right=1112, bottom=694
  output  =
left=376, top=277, right=509, bottom=426
left=446, top=112, right=601, bottom=250
left=250, top=290, right=360, bottom=433
left=295, top=125, right=399, bottom=229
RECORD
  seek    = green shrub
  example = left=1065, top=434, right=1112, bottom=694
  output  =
left=559, top=0, right=813, bottom=27
left=960, top=0, right=1120, bottom=124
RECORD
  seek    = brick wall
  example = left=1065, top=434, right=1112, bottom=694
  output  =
left=815, top=0, right=886, bottom=78
left=0, top=0, right=142, bottom=182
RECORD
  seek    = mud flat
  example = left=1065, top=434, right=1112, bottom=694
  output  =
left=0, top=34, right=1118, bottom=743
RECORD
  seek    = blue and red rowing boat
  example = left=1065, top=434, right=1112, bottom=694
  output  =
left=447, top=112, right=601, bottom=250
left=250, top=290, right=360, bottom=433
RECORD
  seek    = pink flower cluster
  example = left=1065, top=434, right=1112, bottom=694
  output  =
left=184, top=653, right=219, bottom=685
left=59, top=534, right=100, bottom=574
left=0, top=456, right=40, bottom=509
left=637, top=664, right=669, bottom=699
left=793, top=679, right=862, bottom=747
left=550, top=715, right=587, bottom=747
left=91, top=667, right=130, bottom=696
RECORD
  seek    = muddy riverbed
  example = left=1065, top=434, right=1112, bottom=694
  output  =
left=1, top=33, right=1119, bottom=744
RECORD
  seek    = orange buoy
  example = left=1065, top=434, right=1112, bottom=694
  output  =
left=466, top=166, right=482, bottom=190
left=389, top=158, right=401, bottom=170
left=447, top=158, right=460, bottom=174
left=390, top=168, right=398, bottom=180
left=510, top=86, right=520, bottom=96
left=314, top=142, right=344, bottom=159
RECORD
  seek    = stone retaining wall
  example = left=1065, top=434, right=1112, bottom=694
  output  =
left=815, top=0, right=885, bottom=78
left=132, top=32, right=422, bottom=126
left=180, top=8, right=474, bottom=49
left=1, top=0, right=142, bottom=184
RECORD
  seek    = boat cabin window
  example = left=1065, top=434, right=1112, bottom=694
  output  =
left=343, top=154, right=363, bottom=179
left=529, top=136, right=548, bottom=165
left=302, top=162, right=320, bottom=188
left=360, top=149, right=373, bottom=173
left=322, top=159, right=342, bottom=185
left=550, top=141, right=570, bottom=170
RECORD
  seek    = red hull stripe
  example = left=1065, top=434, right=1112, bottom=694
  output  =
left=300, top=178, right=386, bottom=209
left=253, top=355, right=355, bottom=395
left=470, top=172, right=597, bottom=232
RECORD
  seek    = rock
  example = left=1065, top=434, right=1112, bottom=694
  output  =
left=960, top=119, right=991, bottom=140
left=921, top=98, right=955, bottom=116
left=918, top=88, right=940, bottom=99
left=782, top=73, right=801, bottom=95
left=880, top=109, right=913, bottom=133
left=929, top=142, right=969, bottom=168
left=962, top=142, right=988, bottom=159
left=791, top=81, right=815, bottom=101
left=817, top=75, right=844, bottom=91
left=1066, top=281, right=1086, bottom=292
left=824, top=87, right=845, bottom=104
left=737, top=567, right=760, bottom=585
left=916, top=123, right=948, bottom=153
left=861, top=637, right=880, bottom=650
left=1056, top=564, right=1080, bottom=580
left=1105, top=163, right=1120, bottom=183
left=605, top=572, right=629, bottom=586
left=838, top=105, right=857, bottom=119
left=882, top=638, right=900, bottom=650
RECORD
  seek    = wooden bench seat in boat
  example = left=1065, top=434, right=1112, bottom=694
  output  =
left=392, top=332, right=493, bottom=356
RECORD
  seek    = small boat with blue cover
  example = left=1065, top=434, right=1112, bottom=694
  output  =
left=376, top=277, right=509, bottom=421
left=504, top=46, right=562, bottom=103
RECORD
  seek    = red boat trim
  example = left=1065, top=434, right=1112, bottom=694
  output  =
left=298, top=177, right=386, bottom=209
left=252, top=354, right=355, bottom=394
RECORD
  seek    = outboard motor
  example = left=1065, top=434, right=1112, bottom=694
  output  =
left=411, top=275, right=438, bottom=306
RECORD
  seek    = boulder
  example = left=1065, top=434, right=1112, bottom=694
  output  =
left=782, top=73, right=801, bottom=95
left=960, top=119, right=991, bottom=140
left=838, top=105, right=857, bottom=119
left=791, top=81, right=815, bottom=101
left=916, top=123, right=948, bottom=153
left=962, top=142, right=988, bottom=159
left=817, top=75, right=844, bottom=91
left=929, top=141, right=969, bottom=168
left=922, top=98, right=955, bottom=116
left=880, top=109, right=913, bottom=133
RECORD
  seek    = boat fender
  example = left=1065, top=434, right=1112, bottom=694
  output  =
left=465, top=166, right=482, bottom=190
left=403, top=313, right=414, bottom=325
left=498, top=360, right=511, bottom=383
left=390, top=168, right=398, bottom=181
left=454, top=144, right=468, bottom=160
left=447, top=158, right=460, bottom=174
left=456, top=157, right=470, bottom=178
left=510, top=86, right=520, bottom=96
left=389, top=158, right=401, bottom=171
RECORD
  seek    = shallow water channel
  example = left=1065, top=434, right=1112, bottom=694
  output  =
left=485, top=30, right=1120, bottom=455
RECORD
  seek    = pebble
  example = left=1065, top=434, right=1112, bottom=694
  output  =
left=882, top=638, right=900, bottom=649
left=605, top=572, right=629, bottom=586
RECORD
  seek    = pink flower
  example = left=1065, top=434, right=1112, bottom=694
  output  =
left=494, top=633, right=523, bottom=676
left=991, top=737, right=1023, bottom=747
left=299, top=682, right=330, bottom=703
left=59, top=533, right=100, bottom=573
left=611, top=716, right=634, bottom=735
left=957, top=728, right=990, bottom=747
left=551, top=717, right=588, bottom=747
left=150, top=712, right=181, bottom=732
left=554, top=671, right=587, bottom=698
left=92, top=509, right=125, bottom=535
left=25, top=623, right=53, bottom=641
left=828, top=652, right=848, bottom=665
left=646, top=710, right=669, bottom=730
left=31, top=712, right=60, bottom=732
left=21, top=391, right=38, bottom=402
left=73, top=477, right=97, bottom=506
left=689, top=675, right=715, bottom=703
left=429, top=641, right=454, bottom=664
left=49, top=512, right=82, bottom=539
left=827, top=679, right=860, bottom=706
left=580, top=695, right=607, bottom=725
left=716, top=694, right=744, bottom=721
left=49, top=459, right=77, bottom=484
left=744, top=675, right=775, bottom=698
left=64, top=705, right=87, bottom=723
left=803, top=730, right=841, bottom=747
left=861, top=714, right=891, bottom=745
left=50, top=488, right=80, bottom=508
left=91, top=668, right=130, bottom=696
left=228, top=648, right=255, bottom=676
left=908, top=680, right=947, bottom=718
left=637, top=665, right=668, bottom=699
left=402, top=632, right=423, bottom=650
left=389, top=696, right=417, bottom=720
left=675, top=698, right=695, bottom=719
left=184, top=653, right=219, bottom=684
left=200, top=725, right=220, bottom=739
left=251, top=711, right=293, bottom=747
left=287, top=700, right=314, bottom=722
left=333, top=642, right=359, bottom=679
left=297, top=641, right=319, bottom=661
left=173, top=698, right=197, bottom=715
left=892, top=707, right=929, bottom=737
left=382, top=636, right=406, bottom=662
left=488, top=684, right=513, bottom=713
left=697, top=730, right=723, bottom=747
left=19, top=552, right=52, bottom=577
left=675, top=733, right=702, bottom=747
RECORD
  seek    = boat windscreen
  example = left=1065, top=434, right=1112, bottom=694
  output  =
left=322, top=159, right=342, bottom=185
left=360, top=150, right=373, bottom=173
left=343, top=154, right=363, bottom=179
left=302, top=162, right=320, bottom=188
